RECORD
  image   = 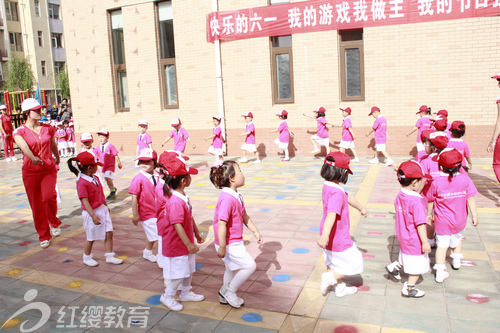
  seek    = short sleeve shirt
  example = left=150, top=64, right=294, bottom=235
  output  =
left=65, top=127, right=74, bottom=142
left=137, top=133, right=152, bottom=155
left=316, top=117, right=328, bottom=138
left=0, top=115, right=13, bottom=134
left=77, top=174, right=106, bottom=210
left=155, top=179, right=168, bottom=237
left=212, top=125, right=223, bottom=148
left=162, top=191, right=194, bottom=257
left=56, top=129, right=67, bottom=142
left=14, top=123, right=57, bottom=174
left=373, top=116, right=387, bottom=144
left=129, top=171, right=158, bottom=221
left=245, top=122, right=256, bottom=144
left=342, top=117, right=353, bottom=141
left=97, top=142, right=119, bottom=173
left=415, top=116, right=432, bottom=143
left=447, top=139, right=470, bottom=166
left=170, top=128, right=189, bottom=152
left=394, top=189, right=428, bottom=255
left=414, top=150, right=428, bottom=163
left=278, top=120, right=289, bottom=143
left=213, top=188, right=246, bottom=246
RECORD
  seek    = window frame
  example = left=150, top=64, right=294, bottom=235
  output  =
left=37, top=31, right=43, bottom=47
left=270, top=36, right=294, bottom=105
left=108, top=10, right=129, bottom=113
left=51, top=33, right=63, bottom=48
left=339, top=29, right=365, bottom=102
left=9, top=32, right=22, bottom=52
left=48, top=3, right=59, bottom=19
left=6, top=2, right=19, bottom=21
left=34, top=0, right=40, bottom=17
left=41, top=61, right=46, bottom=76
left=54, top=61, right=64, bottom=74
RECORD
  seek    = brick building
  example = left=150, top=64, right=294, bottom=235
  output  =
left=62, top=0, right=500, bottom=158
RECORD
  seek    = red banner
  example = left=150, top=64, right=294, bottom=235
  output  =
left=207, top=0, right=500, bottom=42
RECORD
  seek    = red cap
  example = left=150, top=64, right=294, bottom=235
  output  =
left=432, top=148, right=462, bottom=168
left=212, top=115, right=222, bottom=121
left=417, top=105, right=430, bottom=114
left=314, top=106, right=326, bottom=113
left=97, top=129, right=109, bottom=136
left=158, top=151, right=198, bottom=176
left=420, top=129, right=434, bottom=143
left=171, top=118, right=181, bottom=127
left=76, top=151, right=103, bottom=166
left=429, top=135, right=449, bottom=150
left=491, top=73, right=500, bottom=79
left=276, top=110, right=288, bottom=117
left=241, top=112, right=253, bottom=118
left=135, top=148, right=158, bottom=162
left=324, top=151, right=353, bottom=174
left=340, top=107, right=352, bottom=114
left=433, top=118, right=447, bottom=131
left=450, top=120, right=465, bottom=130
left=434, top=109, right=448, bottom=117
left=368, top=106, right=380, bottom=116
left=398, top=160, right=431, bottom=180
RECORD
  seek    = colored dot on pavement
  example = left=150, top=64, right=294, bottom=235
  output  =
left=334, top=325, right=359, bottom=333
left=18, top=241, right=31, bottom=246
left=116, top=255, right=128, bottom=260
left=17, top=220, right=27, bottom=224
left=1, top=318, right=20, bottom=329
left=374, top=214, right=386, bottom=218
left=60, top=225, right=71, bottom=229
left=362, top=253, right=375, bottom=259
left=16, top=205, right=26, bottom=208
left=241, top=313, right=263, bottom=322
left=68, top=281, right=83, bottom=288
left=461, top=260, right=476, bottom=267
left=353, top=283, right=370, bottom=291
left=57, top=247, right=69, bottom=252
left=310, top=227, right=320, bottom=232
left=260, top=208, right=271, bottom=212
left=466, top=294, right=489, bottom=304
left=195, top=263, right=203, bottom=271
left=196, top=183, right=206, bottom=186
left=206, top=205, right=216, bottom=209
left=307, top=170, right=315, bottom=173
left=275, top=196, right=286, bottom=199
left=266, top=170, right=275, bottom=173
left=66, top=178, right=74, bottom=180
left=146, top=295, right=162, bottom=305
left=292, top=248, right=309, bottom=254
left=272, top=274, right=291, bottom=282
left=367, top=231, right=382, bottom=235
left=7, top=269, right=21, bottom=276
left=287, top=186, right=297, bottom=189
left=344, top=187, right=350, bottom=191
left=15, top=192, right=25, bottom=196
left=299, top=178, right=307, bottom=180
left=314, top=164, right=322, bottom=167
left=461, top=236, right=466, bottom=240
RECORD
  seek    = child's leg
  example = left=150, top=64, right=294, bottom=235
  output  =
left=179, top=274, right=204, bottom=301
left=450, top=239, right=464, bottom=269
left=161, top=278, right=184, bottom=311
left=427, top=222, right=435, bottom=246
left=254, top=151, right=260, bottom=161
left=310, top=137, right=319, bottom=151
left=104, top=231, right=114, bottom=253
left=145, top=240, right=154, bottom=251
left=227, top=262, right=256, bottom=291
left=105, top=177, right=114, bottom=190
left=407, top=274, right=419, bottom=285
left=435, top=246, right=447, bottom=265
left=284, top=148, right=290, bottom=160
left=350, top=148, right=359, bottom=159
left=325, top=144, right=331, bottom=154
left=401, top=274, right=425, bottom=297
left=84, top=240, right=94, bottom=256
left=434, top=243, right=450, bottom=282
left=339, top=147, right=345, bottom=153
left=83, top=240, right=99, bottom=266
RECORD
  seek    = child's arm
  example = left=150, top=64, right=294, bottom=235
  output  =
left=317, top=212, right=336, bottom=248
left=348, top=127, right=356, bottom=140
left=406, top=127, right=418, bottom=137
left=148, top=143, right=153, bottom=149
left=51, top=137, right=60, bottom=165
left=192, top=218, right=204, bottom=244
left=487, top=103, right=500, bottom=153
left=426, top=201, right=434, bottom=224
left=81, top=198, right=101, bottom=225
left=187, top=137, right=196, bottom=148
left=325, top=122, right=335, bottom=127
left=173, top=223, right=199, bottom=253
left=205, top=134, right=215, bottom=141
left=347, top=195, right=368, bottom=217
left=467, top=196, right=478, bottom=226
left=217, top=220, right=228, bottom=258
left=416, top=224, right=431, bottom=253
left=161, top=137, right=172, bottom=146
left=0, top=120, right=6, bottom=136
left=115, top=154, right=122, bottom=169
left=269, top=129, right=278, bottom=133
left=239, top=130, right=251, bottom=137
left=302, top=113, right=315, bottom=120
left=131, top=194, right=140, bottom=226
left=366, top=128, right=374, bottom=137
left=136, top=145, right=139, bottom=157
left=243, top=212, right=263, bottom=243
left=466, top=157, right=472, bottom=170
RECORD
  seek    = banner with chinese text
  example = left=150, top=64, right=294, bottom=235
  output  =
left=207, top=0, right=500, bottom=42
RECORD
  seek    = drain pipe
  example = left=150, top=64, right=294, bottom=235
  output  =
left=212, top=0, right=226, bottom=155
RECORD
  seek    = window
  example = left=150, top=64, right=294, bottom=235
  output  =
left=158, top=1, right=178, bottom=108
left=37, top=31, right=43, bottom=47
left=6, top=2, right=19, bottom=21
left=51, top=33, right=63, bottom=48
left=271, top=36, right=294, bottom=104
left=339, top=29, right=364, bottom=101
left=41, top=61, right=46, bottom=76
left=34, top=0, right=40, bottom=16
left=110, top=10, right=129, bottom=111
left=9, top=32, right=23, bottom=52
left=54, top=61, right=65, bottom=74
left=48, top=3, right=59, bottom=19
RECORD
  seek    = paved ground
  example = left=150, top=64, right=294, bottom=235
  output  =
left=0, top=152, right=499, bottom=333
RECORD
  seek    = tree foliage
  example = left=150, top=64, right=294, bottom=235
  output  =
left=55, top=66, right=70, bottom=100
left=3, top=55, right=35, bottom=92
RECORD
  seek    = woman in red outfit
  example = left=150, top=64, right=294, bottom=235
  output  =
left=13, top=98, right=62, bottom=248
left=0, top=105, right=16, bottom=161
left=488, top=74, right=500, bottom=184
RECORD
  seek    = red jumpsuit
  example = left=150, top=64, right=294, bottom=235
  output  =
left=13, top=123, right=61, bottom=242
left=1, top=114, right=14, bottom=158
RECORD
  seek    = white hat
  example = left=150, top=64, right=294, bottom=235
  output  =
left=212, top=115, right=222, bottom=121
left=80, top=133, right=93, bottom=142
left=0, top=105, right=7, bottom=110
left=135, top=148, right=158, bottom=161
left=171, top=118, right=181, bottom=126
left=21, top=98, right=42, bottom=112
left=138, top=120, right=148, bottom=126
left=97, top=129, right=109, bottom=136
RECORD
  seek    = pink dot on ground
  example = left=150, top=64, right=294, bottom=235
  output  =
left=367, top=231, right=382, bottom=235
left=362, top=253, right=375, bottom=259
left=60, top=225, right=71, bottom=229
left=466, top=294, right=489, bottom=304
left=334, top=325, right=358, bottom=333
left=18, top=241, right=31, bottom=246
left=353, top=283, right=370, bottom=291
left=17, top=220, right=27, bottom=224
left=374, top=214, right=386, bottom=218
left=461, top=260, right=476, bottom=267
left=461, top=236, right=466, bottom=240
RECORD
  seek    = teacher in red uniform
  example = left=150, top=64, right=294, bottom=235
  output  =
left=13, top=98, right=62, bottom=248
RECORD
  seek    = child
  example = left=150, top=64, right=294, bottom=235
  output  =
left=210, top=161, right=263, bottom=308
left=420, top=134, right=449, bottom=180
left=96, top=129, right=122, bottom=200
left=63, top=121, right=75, bottom=157
left=67, top=152, right=123, bottom=267
left=129, top=148, right=162, bottom=266
left=161, top=118, right=195, bottom=155
left=303, top=106, right=331, bottom=155
left=318, top=152, right=368, bottom=297
left=447, top=121, right=472, bottom=171
left=271, top=110, right=293, bottom=161
left=433, top=109, right=451, bottom=132
left=0, top=105, right=16, bottom=161
left=68, top=121, right=77, bottom=156
left=425, top=148, right=478, bottom=282
left=205, top=115, right=224, bottom=163
left=55, top=122, right=68, bottom=157
left=157, top=151, right=205, bottom=311
left=386, top=160, right=431, bottom=298
left=137, top=120, right=152, bottom=164
left=433, top=117, right=451, bottom=140
left=238, top=112, right=260, bottom=164
left=339, top=107, right=359, bottom=162
left=80, top=132, right=104, bottom=184
left=414, top=129, right=434, bottom=163
left=366, top=106, right=394, bottom=166
left=406, top=105, right=433, bottom=152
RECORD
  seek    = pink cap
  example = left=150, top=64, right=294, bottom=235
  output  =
left=339, top=107, right=352, bottom=114
left=75, top=151, right=103, bottom=166
left=398, top=160, right=431, bottom=180
left=212, top=115, right=222, bottom=121
left=417, top=105, right=430, bottom=114
left=420, top=129, right=434, bottom=143
left=276, top=110, right=288, bottom=117
left=433, top=118, right=448, bottom=131
left=450, top=120, right=465, bottom=130
left=434, top=109, right=448, bottom=117
left=368, top=106, right=380, bottom=116
left=324, top=151, right=353, bottom=174
left=429, top=135, right=449, bottom=150
left=138, top=120, right=148, bottom=126
left=241, top=112, right=253, bottom=118
left=491, top=73, right=500, bottom=79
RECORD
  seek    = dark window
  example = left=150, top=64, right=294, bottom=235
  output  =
left=110, top=10, right=129, bottom=111
left=158, top=1, right=178, bottom=108
left=271, top=36, right=294, bottom=104
left=339, top=29, right=364, bottom=101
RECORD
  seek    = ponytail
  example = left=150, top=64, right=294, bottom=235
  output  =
left=209, top=161, right=237, bottom=189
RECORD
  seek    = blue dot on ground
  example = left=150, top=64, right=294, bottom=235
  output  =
left=314, top=164, right=322, bottom=167
left=292, top=248, right=309, bottom=254
left=307, top=170, right=315, bottom=173
left=310, top=227, right=320, bottom=232
left=272, top=274, right=291, bottom=282
left=260, top=208, right=271, bottom=212
left=241, top=313, right=263, bottom=322
left=16, top=192, right=25, bottom=196
left=299, top=178, right=307, bottom=180
left=66, top=177, right=74, bottom=180
left=343, top=188, right=350, bottom=191
left=16, top=204, right=26, bottom=208
left=287, top=186, right=297, bottom=189
left=195, top=263, right=203, bottom=271
left=275, top=196, right=286, bottom=199
left=118, top=173, right=124, bottom=176
left=146, top=295, right=162, bottom=305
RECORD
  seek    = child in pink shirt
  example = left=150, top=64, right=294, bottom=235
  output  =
left=433, top=118, right=451, bottom=140
left=447, top=121, right=472, bottom=172
left=318, top=152, right=368, bottom=297
left=210, top=160, right=263, bottom=308
left=303, top=106, right=331, bottom=155
left=96, top=129, right=122, bottom=200
left=271, top=110, right=293, bottom=161
left=407, top=105, right=433, bottom=152
left=338, top=107, right=359, bottom=162
left=366, top=106, right=394, bottom=166
left=137, top=120, right=152, bottom=156
left=162, top=118, right=195, bottom=155
left=386, top=160, right=431, bottom=298
left=238, top=112, right=261, bottom=164
left=129, top=148, right=161, bottom=266
left=425, top=148, right=478, bottom=283
left=414, top=129, right=434, bottom=163
left=205, top=115, right=224, bottom=163
left=156, top=151, right=205, bottom=312
left=68, top=152, right=123, bottom=267
left=55, top=122, right=68, bottom=157
left=64, top=121, right=76, bottom=157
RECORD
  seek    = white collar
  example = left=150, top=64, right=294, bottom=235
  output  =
left=280, top=120, right=287, bottom=124
left=317, top=116, right=325, bottom=120
left=429, top=153, right=437, bottom=157
left=214, top=125, right=220, bottom=129
left=422, top=115, right=429, bottom=119
left=222, top=187, right=240, bottom=199
left=246, top=121, right=253, bottom=126
left=449, top=138, right=462, bottom=141
left=100, top=142, right=109, bottom=148
left=323, top=181, right=345, bottom=193
left=401, top=188, right=423, bottom=198
left=80, top=173, right=97, bottom=183
left=172, top=190, right=190, bottom=206
left=140, top=170, right=158, bottom=179
left=439, top=172, right=459, bottom=177
left=344, top=115, right=350, bottom=119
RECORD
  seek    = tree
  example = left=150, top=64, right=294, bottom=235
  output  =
left=3, top=55, right=35, bottom=91
left=55, top=66, right=70, bottom=100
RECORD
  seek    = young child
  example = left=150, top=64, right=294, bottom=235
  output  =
left=210, top=161, right=263, bottom=308
left=414, top=129, right=434, bottom=163
left=339, top=107, right=359, bottom=162
left=425, top=148, right=478, bottom=282
left=161, top=118, right=195, bottom=155
left=433, top=109, right=451, bottom=132
left=238, top=112, right=261, bottom=164
left=386, top=160, right=431, bottom=298
left=129, top=148, right=162, bottom=266
left=433, top=117, right=451, bottom=140
left=80, top=133, right=104, bottom=184
left=318, top=152, right=368, bottom=297
left=0, top=105, right=16, bottom=161
left=96, top=129, right=122, bottom=200
left=271, top=110, right=293, bottom=161
left=407, top=105, right=433, bottom=152
left=447, top=121, right=472, bottom=171
left=136, top=120, right=152, bottom=164
left=55, top=122, right=68, bottom=157
left=366, top=106, right=394, bottom=166
left=303, top=106, right=331, bottom=155
left=67, top=152, right=123, bottom=267
left=67, top=121, right=77, bottom=156
left=156, top=151, right=205, bottom=311
left=205, top=115, right=224, bottom=163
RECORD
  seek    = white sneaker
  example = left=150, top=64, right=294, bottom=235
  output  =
left=238, top=157, right=248, bottom=163
left=40, top=240, right=50, bottom=248
left=450, top=253, right=463, bottom=270
left=368, top=157, right=379, bottom=164
left=51, top=226, right=61, bottom=237
left=179, top=291, right=205, bottom=302
left=335, top=282, right=357, bottom=297
left=143, top=250, right=158, bottom=263
left=160, top=295, right=183, bottom=311
left=386, top=261, right=402, bottom=280
left=5, top=157, right=11, bottom=162
left=252, top=160, right=261, bottom=164
left=435, top=270, right=449, bottom=283
left=351, top=158, right=360, bottom=163
left=219, top=294, right=245, bottom=306
left=83, top=254, right=99, bottom=267
left=311, top=149, right=320, bottom=154
left=385, top=158, right=395, bottom=166
left=105, top=253, right=123, bottom=265
left=321, top=272, right=334, bottom=296
left=11, top=156, right=17, bottom=161
left=219, top=285, right=241, bottom=308
left=281, top=158, right=290, bottom=162
left=401, top=282, right=425, bottom=298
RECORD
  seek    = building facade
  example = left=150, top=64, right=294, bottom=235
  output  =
left=62, top=0, right=500, bottom=158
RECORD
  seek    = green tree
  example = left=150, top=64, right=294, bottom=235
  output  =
left=55, top=66, right=70, bottom=100
left=3, top=55, right=35, bottom=91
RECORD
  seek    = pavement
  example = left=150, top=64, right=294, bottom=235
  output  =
left=0, top=153, right=499, bottom=333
